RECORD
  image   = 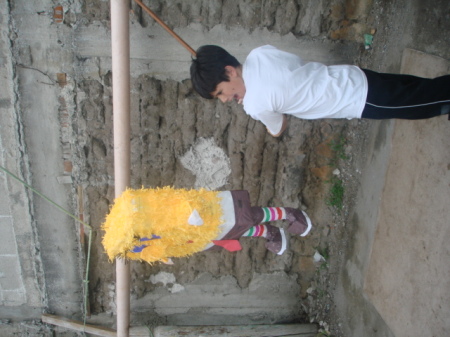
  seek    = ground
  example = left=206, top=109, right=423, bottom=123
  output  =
left=299, top=1, right=450, bottom=336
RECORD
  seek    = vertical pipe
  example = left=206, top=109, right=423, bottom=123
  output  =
left=110, top=0, right=131, bottom=336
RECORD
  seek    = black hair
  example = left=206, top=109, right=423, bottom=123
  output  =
left=190, top=45, right=241, bottom=99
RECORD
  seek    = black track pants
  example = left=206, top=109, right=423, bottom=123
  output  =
left=361, top=69, right=450, bottom=120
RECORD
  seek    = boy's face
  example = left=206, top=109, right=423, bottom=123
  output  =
left=211, top=66, right=246, bottom=104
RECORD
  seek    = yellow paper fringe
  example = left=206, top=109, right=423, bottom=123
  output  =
left=102, top=187, right=223, bottom=264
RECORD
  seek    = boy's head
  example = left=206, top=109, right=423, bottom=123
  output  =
left=190, top=45, right=242, bottom=100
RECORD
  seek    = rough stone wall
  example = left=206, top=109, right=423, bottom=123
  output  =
left=68, top=0, right=363, bottom=325
left=1, top=0, right=372, bottom=330
left=130, top=0, right=352, bottom=38
left=81, top=75, right=350, bottom=323
left=128, top=0, right=372, bottom=40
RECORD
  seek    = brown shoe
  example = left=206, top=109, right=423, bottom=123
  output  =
left=285, top=208, right=313, bottom=236
left=265, top=225, right=287, bottom=255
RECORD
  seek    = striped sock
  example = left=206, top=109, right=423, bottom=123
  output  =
left=261, top=207, right=286, bottom=223
left=242, top=224, right=268, bottom=238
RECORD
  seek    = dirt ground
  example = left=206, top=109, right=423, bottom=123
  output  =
left=300, top=1, right=450, bottom=336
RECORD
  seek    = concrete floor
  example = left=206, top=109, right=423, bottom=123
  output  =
left=336, top=50, right=450, bottom=337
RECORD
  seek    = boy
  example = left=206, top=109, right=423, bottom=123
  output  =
left=190, top=45, right=450, bottom=137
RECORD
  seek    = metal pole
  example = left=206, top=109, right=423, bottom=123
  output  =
left=111, top=0, right=131, bottom=336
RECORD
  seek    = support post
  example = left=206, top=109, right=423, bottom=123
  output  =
left=111, top=0, right=131, bottom=336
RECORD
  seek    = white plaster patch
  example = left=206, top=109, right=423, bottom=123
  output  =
left=180, top=137, right=231, bottom=190
left=149, top=271, right=176, bottom=286
left=148, top=272, right=185, bottom=293
left=169, top=283, right=185, bottom=294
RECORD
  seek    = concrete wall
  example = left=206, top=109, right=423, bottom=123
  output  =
left=1, top=0, right=86, bottom=327
left=0, top=1, right=44, bottom=320
left=0, top=0, right=368, bottom=332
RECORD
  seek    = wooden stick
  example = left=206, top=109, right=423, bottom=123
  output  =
left=42, top=314, right=153, bottom=336
left=42, top=314, right=117, bottom=337
left=133, top=0, right=197, bottom=57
